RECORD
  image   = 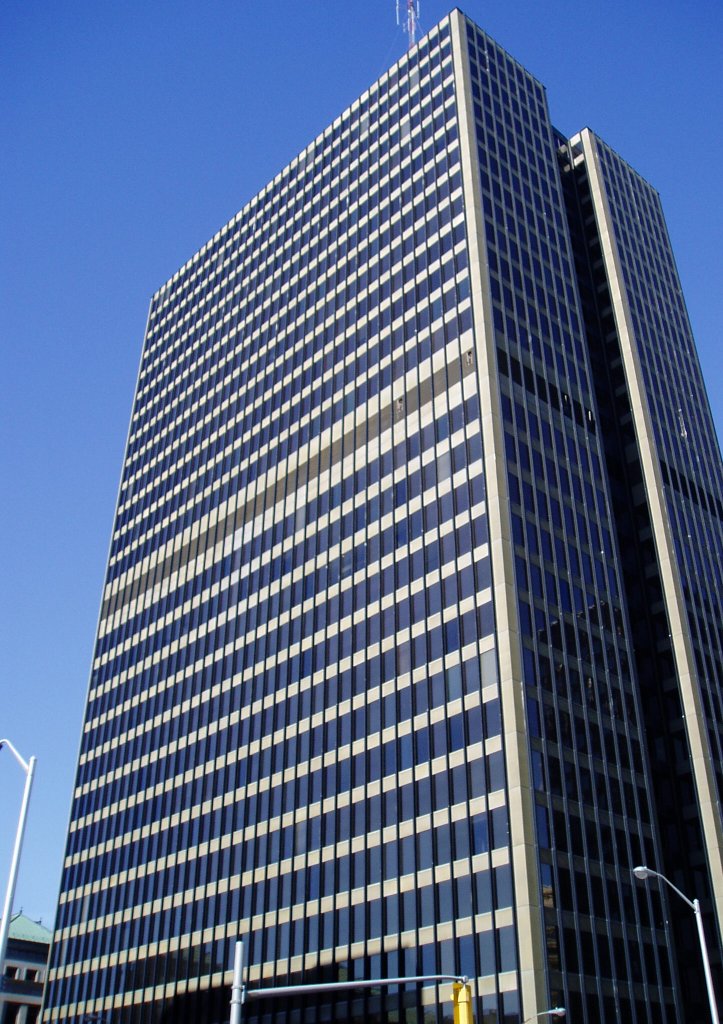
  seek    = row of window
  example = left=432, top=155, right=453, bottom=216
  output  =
left=134, top=125, right=459, bottom=444
left=133, top=160, right=460, bottom=473
left=132, top=88, right=456, bottom=436
left=100, top=417, right=481, bottom=670
left=92, top=411, right=485, bottom=729
left=109, top=227, right=468, bottom=579
left=71, top=680, right=503, bottom=847
left=144, top=26, right=453, bottom=342
left=131, top=173, right=463, bottom=482
left=49, top=922, right=518, bottom=1024
left=113, top=249, right=469, bottom=555
left=98, top=420, right=484, bottom=687
left=62, top=797, right=512, bottom=941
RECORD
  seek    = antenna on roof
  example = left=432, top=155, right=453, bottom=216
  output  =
left=396, top=0, right=420, bottom=49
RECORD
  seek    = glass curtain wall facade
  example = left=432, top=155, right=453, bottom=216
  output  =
left=43, top=11, right=721, bottom=1024
left=559, top=128, right=723, bottom=1020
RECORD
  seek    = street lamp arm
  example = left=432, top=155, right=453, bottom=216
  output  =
left=0, top=739, right=30, bottom=775
left=633, top=865, right=695, bottom=910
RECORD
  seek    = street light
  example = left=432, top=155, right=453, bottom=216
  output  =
left=0, top=739, right=37, bottom=1014
left=522, top=1009, right=566, bottom=1022
left=633, top=865, right=720, bottom=1024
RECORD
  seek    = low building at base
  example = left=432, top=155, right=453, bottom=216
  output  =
left=0, top=913, right=51, bottom=1024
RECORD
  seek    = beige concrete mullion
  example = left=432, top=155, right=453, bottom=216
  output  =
left=579, top=127, right=723, bottom=935
left=449, top=11, right=547, bottom=1019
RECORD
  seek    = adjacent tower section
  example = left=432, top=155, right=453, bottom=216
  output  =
left=559, top=127, right=723, bottom=1020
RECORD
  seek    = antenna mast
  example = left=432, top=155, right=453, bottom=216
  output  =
left=396, top=0, right=420, bottom=49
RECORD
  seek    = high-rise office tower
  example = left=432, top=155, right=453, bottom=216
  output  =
left=43, top=10, right=722, bottom=1024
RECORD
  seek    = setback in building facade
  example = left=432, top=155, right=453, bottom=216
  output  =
left=43, top=9, right=723, bottom=1024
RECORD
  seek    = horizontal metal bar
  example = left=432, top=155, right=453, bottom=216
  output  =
left=245, top=974, right=468, bottom=1000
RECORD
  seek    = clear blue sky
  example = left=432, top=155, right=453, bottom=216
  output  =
left=1, top=0, right=721, bottom=929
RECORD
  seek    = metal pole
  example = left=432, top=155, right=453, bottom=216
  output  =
left=693, top=898, right=721, bottom=1024
left=0, top=742, right=36, bottom=1014
left=230, top=940, right=245, bottom=1024
left=245, top=973, right=467, bottom=999
left=633, top=866, right=720, bottom=1024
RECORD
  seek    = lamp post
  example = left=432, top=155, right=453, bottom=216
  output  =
left=633, top=865, right=720, bottom=1024
left=522, top=1009, right=566, bottom=1022
left=0, top=739, right=36, bottom=1012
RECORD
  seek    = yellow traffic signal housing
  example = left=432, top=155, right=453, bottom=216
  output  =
left=452, top=982, right=474, bottom=1024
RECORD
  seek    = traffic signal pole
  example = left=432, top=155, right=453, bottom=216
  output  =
left=230, top=941, right=473, bottom=1022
